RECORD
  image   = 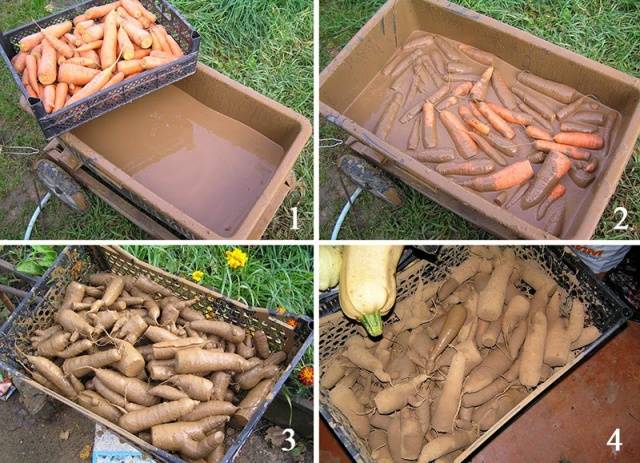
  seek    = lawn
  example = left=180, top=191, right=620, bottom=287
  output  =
left=319, top=0, right=640, bottom=240
left=0, top=0, right=313, bottom=240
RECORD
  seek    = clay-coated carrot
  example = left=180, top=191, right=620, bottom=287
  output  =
left=58, top=63, right=101, bottom=85
left=37, top=39, right=57, bottom=85
left=429, top=84, right=450, bottom=105
left=422, top=102, right=437, bottom=148
left=76, top=41, right=103, bottom=52
left=484, top=131, right=519, bottom=157
left=517, top=101, right=553, bottom=131
left=86, top=1, right=121, bottom=20
left=65, top=63, right=116, bottom=107
left=391, top=49, right=423, bottom=78
left=382, top=50, right=409, bottom=76
left=534, top=140, right=591, bottom=160
left=525, top=126, right=553, bottom=141
left=445, top=73, right=480, bottom=82
left=414, top=149, right=456, bottom=163
left=494, top=191, right=509, bottom=207
left=571, top=111, right=606, bottom=126
left=517, top=71, right=576, bottom=104
left=470, top=66, right=494, bottom=102
left=117, top=27, right=135, bottom=60
left=553, top=132, right=604, bottom=150
left=458, top=44, right=495, bottom=65
left=447, top=62, right=476, bottom=74
left=117, top=58, right=144, bottom=76
left=512, top=85, right=556, bottom=121
left=403, top=34, right=434, bottom=51
left=53, top=82, right=68, bottom=112
left=557, top=95, right=586, bottom=120
left=165, top=35, right=183, bottom=58
left=537, top=184, right=566, bottom=220
left=440, top=110, right=478, bottom=159
left=544, top=197, right=565, bottom=237
left=459, top=105, right=491, bottom=135
left=459, top=160, right=534, bottom=192
left=576, top=158, right=599, bottom=173
left=505, top=182, right=530, bottom=209
left=12, top=52, right=28, bottom=73
left=434, top=36, right=461, bottom=61
left=569, top=165, right=594, bottom=188
left=413, top=61, right=432, bottom=90
left=100, top=11, right=118, bottom=69
left=421, top=56, right=443, bottom=86
left=376, top=92, right=403, bottom=140
left=521, top=151, right=572, bottom=209
left=466, top=132, right=507, bottom=166
left=491, top=71, right=518, bottom=110
left=437, top=96, right=458, bottom=111
left=601, top=111, right=618, bottom=157
left=103, top=71, right=125, bottom=90
left=527, top=151, right=546, bottom=164
left=122, top=0, right=142, bottom=18
left=451, top=81, right=473, bottom=97
left=559, top=121, right=597, bottom=134
left=408, top=117, right=421, bottom=151
left=42, top=84, right=56, bottom=113
left=486, top=102, right=533, bottom=126
left=401, top=87, right=445, bottom=124
left=123, top=20, right=152, bottom=49
left=430, top=49, right=446, bottom=75
left=477, top=101, right=515, bottom=139
left=436, top=160, right=495, bottom=176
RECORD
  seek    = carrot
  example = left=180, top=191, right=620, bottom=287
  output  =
left=447, top=62, right=476, bottom=74
left=81, top=23, right=104, bottom=43
left=373, top=374, right=428, bottom=414
left=27, top=355, right=77, bottom=399
left=343, top=345, right=390, bottom=382
left=174, top=348, right=252, bottom=374
left=114, top=27, right=135, bottom=60
left=76, top=40, right=103, bottom=52
left=491, top=71, right=518, bottom=109
left=94, top=368, right=159, bottom=406
left=36, top=331, right=70, bottom=357
left=58, top=63, right=101, bottom=85
left=99, top=11, right=118, bottom=69
left=86, top=1, right=122, bottom=20
left=151, top=25, right=172, bottom=53
left=571, top=325, right=601, bottom=350
left=420, top=55, right=443, bottom=87
left=440, top=110, right=479, bottom=159
left=417, top=429, right=477, bottom=463
left=64, top=32, right=80, bottom=47
left=151, top=416, right=228, bottom=453
left=117, top=58, right=144, bottom=76
left=65, top=61, right=116, bottom=107
left=544, top=196, right=566, bottom=236
left=134, top=0, right=157, bottom=23
left=142, top=56, right=173, bottom=69
left=64, top=57, right=99, bottom=69
left=429, top=48, right=446, bottom=73
left=103, top=71, right=125, bottom=89
left=450, top=81, right=472, bottom=98
left=476, top=101, right=515, bottom=139
left=434, top=35, right=461, bottom=61
left=572, top=111, right=606, bottom=126
left=42, top=84, right=56, bottom=113
left=512, top=85, right=556, bottom=121
left=525, top=125, right=553, bottom=141
left=553, top=132, right=604, bottom=150
left=36, top=39, right=56, bottom=85
left=459, top=105, right=491, bottom=135
left=458, top=44, right=495, bottom=65
left=122, top=0, right=143, bottom=18
left=534, top=140, right=591, bottom=160
left=427, top=304, right=467, bottom=370
left=188, top=320, right=245, bottom=344
left=391, top=49, right=423, bottom=77
left=432, top=352, right=466, bottom=432
left=557, top=95, right=587, bottom=120
left=537, top=183, right=566, bottom=220
left=56, top=339, right=93, bottom=359
left=166, top=35, right=183, bottom=57
left=408, top=117, right=421, bottom=150
left=444, top=73, right=480, bottom=82
left=20, top=21, right=73, bottom=53
left=414, top=149, right=456, bottom=163
left=477, top=249, right=515, bottom=322
left=403, top=34, right=434, bottom=51
left=119, top=398, right=199, bottom=433
left=232, top=378, right=276, bottom=428
left=11, top=52, right=28, bottom=73
left=122, top=20, right=152, bottom=49
left=464, top=345, right=513, bottom=393
left=149, top=27, right=163, bottom=51
left=63, top=348, right=122, bottom=377
left=517, top=71, right=577, bottom=104
left=459, top=160, right=534, bottom=192
left=601, top=111, right=618, bottom=157
left=376, top=92, right=403, bottom=139
left=486, top=102, right=533, bottom=126
left=517, top=101, right=553, bottom=131
left=470, top=66, right=494, bottom=101
left=436, top=96, right=458, bottom=111
left=560, top=121, right=597, bottom=134
left=528, top=151, right=546, bottom=164
left=520, top=151, right=572, bottom=210
left=467, top=132, right=507, bottom=166
left=436, top=160, right=495, bottom=176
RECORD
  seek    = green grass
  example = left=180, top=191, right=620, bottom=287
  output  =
left=0, top=0, right=313, bottom=239
left=319, top=0, right=640, bottom=239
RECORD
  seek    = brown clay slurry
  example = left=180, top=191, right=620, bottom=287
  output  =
left=343, top=31, right=620, bottom=238
left=73, top=86, right=284, bottom=237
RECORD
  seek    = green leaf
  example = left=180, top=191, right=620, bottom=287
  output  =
left=15, top=261, right=43, bottom=275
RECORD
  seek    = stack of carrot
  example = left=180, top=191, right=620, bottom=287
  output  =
left=10, top=0, right=184, bottom=114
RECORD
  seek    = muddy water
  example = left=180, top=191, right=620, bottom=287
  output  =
left=74, top=86, right=284, bottom=237
left=343, top=31, right=620, bottom=238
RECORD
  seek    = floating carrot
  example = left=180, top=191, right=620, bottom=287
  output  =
left=459, top=160, right=534, bottom=192
left=408, top=117, right=421, bottom=151
left=414, top=149, right=456, bottom=163
left=458, top=44, right=495, bottom=65
left=477, top=101, right=515, bottom=139
left=430, top=49, right=446, bottom=75
left=420, top=55, right=443, bottom=86
left=413, top=62, right=432, bottom=91
left=86, top=1, right=121, bottom=20
left=505, top=182, right=530, bottom=209
left=382, top=50, right=409, bottom=76
left=437, top=96, right=458, bottom=111
left=451, top=81, right=473, bottom=97
left=537, top=184, right=566, bottom=220
left=494, top=191, right=509, bottom=207
left=601, top=111, right=618, bottom=157
left=103, top=71, right=125, bottom=90
left=569, top=165, right=595, bottom=188
left=521, top=151, right=572, bottom=209
left=53, top=82, right=68, bottom=112
left=517, top=71, right=576, bottom=104
left=527, top=151, right=546, bottom=164
left=484, top=131, right=519, bottom=157
left=42, top=84, right=56, bottom=113
left=544, top=197, right=565, bottom=237
left=76, top=40, right=103, bottom=52
left=444, top=73, right=480, bottom=82
left=576, top=158, right=599, bottom=173
left=11, top=52, right=28, bottom=73
left=122, top=20, right=152, bottom=49
left=447, top=62, right=476, bottom=74
left=58, top=63, right=101, bottom=85
left=491, top=71, right=518, bottom=110
left=440, top=110, right=478, bottom=159
left=376, top=92, right=403, bottom=140
left=422, top=102, right=437, bottom=149
left=391, top=49, right=423, bottom=77
left=571, top=111, right=606, bottom=126
left=534, top=140, right=591, bottom=160
left=557, top=95, right=587, bottom=120
left=553, top=132, right=604, bottom=150
left=512, top=85, right=556, bottom=121
left=486, top=102, right=533, bottom=126
left=403, top=34, right=434, bottom=51
left=37, top=39, right=57, bottom=85
left=434, top=36, right=461, bottom=61
left=525, top=126, right=553, bottom=141
left=116, top=58, right=144, bottom=76
left=436, top=159, right=495, bottom=176
left=470, top=66, right=494, bottom=101
left=517, top=101, right=553, bottom=131
left=560, top=121, right=597, bottom=134
left=466, top=132, right=507, bottom=166
left=459, top=105, right=490, bottom=135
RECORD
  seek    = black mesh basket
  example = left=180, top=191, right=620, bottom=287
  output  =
left=0, top=0, right=200, bottom=140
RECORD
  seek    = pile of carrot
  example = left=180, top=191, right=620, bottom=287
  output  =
left=322, top=246, right=601, bottom=463
left=10, top=0, right=184, bottom=114
left=21, top=271, right=286, bottom=463
left=374, top=32, right=619, bottom=236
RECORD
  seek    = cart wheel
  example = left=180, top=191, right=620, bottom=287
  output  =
left=35, top=159, right=90, bottom=213
left=338, top=154, right=403, bottom=208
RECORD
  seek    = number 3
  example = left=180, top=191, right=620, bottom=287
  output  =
left=607, top=428, right=622, bottom=452
left=282, top=428, right=296, bottom=452
left=613, top=207, right=629, bottom=231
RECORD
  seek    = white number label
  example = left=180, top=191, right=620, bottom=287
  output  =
left=290, top=207, right=299, bottom=230
left=607, top=428, right=622, bottom=452
left=613, top=207, right=629, bottom=231
left=282, top=428, right=296, bottom=452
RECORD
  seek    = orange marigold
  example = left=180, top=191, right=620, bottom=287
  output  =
left=298, top=365, right=313, bottom=386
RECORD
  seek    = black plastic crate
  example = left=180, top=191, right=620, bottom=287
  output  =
left=0, top=0, right=200, bottom=140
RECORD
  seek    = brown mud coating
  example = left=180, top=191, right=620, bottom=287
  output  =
left=74, top=86, right=283, bottom=237
left=343, top=31, right=621, bottom=238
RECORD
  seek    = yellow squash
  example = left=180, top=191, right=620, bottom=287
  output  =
left=319, top=246, right=342, bottom=291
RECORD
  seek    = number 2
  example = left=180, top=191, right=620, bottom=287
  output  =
left=613, top=207, right=629, bottom=231
left=607, top=428, right=622, bottom=452
left=291, top=207, right=299, bottom=230
left=282, top=428, right=296, bottom=452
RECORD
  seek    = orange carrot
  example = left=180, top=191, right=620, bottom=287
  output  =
left=42, top=84, right=56, bottom=113
left=82, top=23, right=105, bottom=43
left=470, top=66, right=494, bottom=102
left=512, top=85, right=556, bottom=121
left=86, top=1, right=122, bottom=20
left=37, top=39, right=57, bottom=85
left=41, top=29, right=74, bottom=58
left=436, top=96, right=458, bottom=111
left=152, top=26, right=172, bottom=54
left=123, top=20, right=152, bottom=49
left=517, top=71, right=576, bottom=104
left=537, top=184, right=566, bottom=220
left=149, top=27, right=163, bottom=51
left=64, top=57, right=100, bottom=69
left=25, top=83, right=38, bottom=98
left=30, top=44, right=43, bottom=60
left=116, top=6, right=143, bottom=28
left=142, top=56, right=173, bottom=69
left=436, top=159, right=495, bottom=176
left=75, top=19, right=95, bottom=35
left=477, top=101, right=515, bottom=139
left=76, top=41, right=103, bottom=52
left=414, top=149, right=456, bottom=163
left=132, top=48, right=151, bottom=59
left=525, top=126, right=553, bottom=141
left=11, top=52, right=28, bottom=73
left=103, top=71, right=126, bottom=90
left=100, top=11, right=118, bottom=69
left=133, top=0, right=157, bottom=23
left=466, top=132, right=507, bottom=167
left=459, top=160, right=534, bottom=192
left=492, top=71, right=518, bottom=110
left=166, top=35, right=183, bottom=57
left=65, top=62, right=116, bottom=107
left=451, top=81, right=473, bottom=97
left=553, top=132, right=604, bottom=150
left=459, top=105, right=491, bottom=135
left=19, top=21, right=72, bottom=52
left=53, top=82, right=69, bottom=112
left=58, top=63, right=101, bottom=85
left=150, top=50, right=174, bottom=60
left=122, top=0, right=142, bottom=18
left=64, top=33, right=81, bottom=47
left=521, top=151, right=572, bottom=209
left=79, top=49, right=100, bottom=64
left=440, top=110, right=478, bottom=159
left=73, top=14, right=89, bottom=25
left=422, top=102, right=437, bottom=148
left=117, top=27, right=135, bottom=60
left=517, top=101, right=553, bottom=131
left=534, top=140, right=591, bottom=160
left=117, top=59, right=144, bottom=76
left=486, top=103, right=533, bottom=126
left=458, top=44, right=495, bottom=65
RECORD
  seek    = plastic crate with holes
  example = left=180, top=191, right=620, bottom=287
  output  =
left=0, top=246, right=313, bottom=463
left=0, top=0, right=200, bottom=140
left=319, top=245, right=631, bottom=462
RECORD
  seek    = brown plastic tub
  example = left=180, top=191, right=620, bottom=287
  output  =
left=320, top=0, right=640, bottom=239
left=59, top=63, right=311, bottom=240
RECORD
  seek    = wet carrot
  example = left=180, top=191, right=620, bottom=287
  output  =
left=42, top=84, right=56, bottom=113
left=571, top=111, right=606, bottom=126
left=458, top=44, right=495, bottom=65
left=76, top=41, right=103, bottom=52
left=376, top=92, right=403, bottom=140
left=53, top=82, right=68, bottom=112
left=467, top=132, right=507, bottom=166
left=491, top=71, right=518, bottom=110
left=123, top=20, right=152, bottom=49
left=553, top=132, right=604, bottom=150
left=58, top=63, right=101, bottom=85
left=37, top=39, right=57, bottom=85
left=382, top=50, right=409, bottom=76
left=430, top=49, right=446, bottom=75
left=470, top=66, right=494, bottom=102
left=86, top=1, right=121, bottom=20
left=11, top=52, right=28, bottom=73
left=447, top=62, right=476, bottom=74
left=403, top=34, right=434, bottom=51
left=537, top=184, right=566, bottom=220
left=527, top=151, right=546, bottom=164
left=420, top=56, right=443, bottom=86
left=517, top=101, right=553, bottom=131
left=422, top=102, right=437, bottom=148
left=437, top=96, right=458, bottom=111
left=569, top=165, right=595, bottom=188
left=534, top=140, right=591, bottom=160
left=560, top=121, right=597, bottom=134
left=557, top=95, right=586, bottom=120
left=486, top=102, right=533, bottom=126
left=116, top=58, right=144, bottom=76
left=544, top=197, right=566, bottom=237
left=440, top=110, right=478, bottom=159
left=434, top=36, right=461, bottom=61
left=521, top=151, right=572, bottom=209
left=451, top=81, right=473, bottom=97
left=576, top=158, right=599, bottom=174
left=494, top=191, right=509, bottom=207
left=401, top=86, right=448, bottom=124
left=413, top=61, right=432, bottom=90
left=444, top=73, right=480, bottom=82
left=512, top=85, right=556, bottom=121
left=103, top=71, right=125, bottom=90
left=484, top=131, right=519, bottom=157
left=437, top=159, right=495, bottom=176
left=459, top=105, right=491, bottom=135
left=414, top=149, right=456, bottom=163
left=505, top=182, right=530, bottom=209
left=391, top=49, right=423, bottom=77
left=459, top=160, right=534, bottom=192
left=525, top=126, right=553, bottom=141
left=117, top=27, right=135, bottom=60
left=408, top=117, right=421, bottom=151
left=601, top=111, right=618, bottom=157
left=517, top=71, right=576, bottom=104
left=477, top=101, right=515, bottom=139
left=406, top=75, right=419, bottom=104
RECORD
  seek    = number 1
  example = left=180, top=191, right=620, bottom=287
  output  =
left=291, top=207, right=299, bottom=230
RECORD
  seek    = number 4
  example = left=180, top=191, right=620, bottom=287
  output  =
left=607, top=428, right=622, bottom=452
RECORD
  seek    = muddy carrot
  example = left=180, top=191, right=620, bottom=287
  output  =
left=437, top=159, right=495, bottom=176
left=494, top=191, right=509, bottom=206
left=76, top=41, right=103, bottom=52
left=11, top=52, right=28, bottom=73
left=553, top=132, right=604, bottom=150
left=166, top=35, right=183, bottom=58
left=445, top=73, right=480, bottom=82
left=601, top=111, right=618, bottom=157
left=103, top=71, right=125, bottom=90
left=401, top=86, right=447, bottom=123
left=408, top=117, right=422, bottom=151
left=123, top=20, right=152, bottom=49
left=486, top=102, right=533, bottom=126
left=430, top=49, right=446, bottom=75
left=575, top=158, right=599, bottom=173
left=406, top=75, right=419, bottom=104
left=429, top=84, right=451, bottom=104
left=517, top=71, right=576, bottom=104
left=521, top=151, right=572, bottom=209
left=414, top=149, right=456, bottom=163
left=413, top=62, right=432, bottom=91
left=512, top=85, right=556, bottom=121
left=440, top=110, right=478, bottom=159
left=420, top=56, right=443, bottom=86
left=116, top=58, right=144, bottom=76
left=403, top=34, right=434, bottom=51
left=569, top=165, right=594, bottom=188
left=437, top=96, right=458, bottom=111
left=459, top=160, right=534, bottom=192
left=459, top=105, right=490, bottom=135
left=36, top=39, right=56, bottom=86
left=65, top=62, right=116, bottom=107
left=505, top=182, right=530, bottom=209
left=491, top=71, right=517, bottom=110
left=556, top=95, right=586, bottom=120
left=422, top=102, right=437, bottom=148
left=42, top=84, right=56, bottom=113
left=470, top=66, right=494, bottom=102
left=467, top=132, right=507, bottom=167
left=544, top=197, right=565, bottom=237
left=458, top=44, right=495, bottom=65
left=58, top=63, right=101, bottom=85
left=534, top=140, right=591, bottom=160
left=451, top=81, right=473, bottom=97
left=382, top=50, right=409, bottom=76
left=53, top=82, right=68, bottom=112
left=537, top=184, right=566, bottom=220
left=434, top=36, right=461, bottom=61
left=447, top=62, right=477, bottom=74
left=484, top=131, right=519, bottom=157
left=517, top=101, right=553, bottom=131
left=525, top=126, right=553, bottom=141
left=527, top=151, right=546, bottom=164
left=376, top=92, right=403, bottom=140
left=477, top=101, right=515, bottom=139
left=469, top=101, right=486, bottom=121
left=571, top=111, right=606, bottom=126
left=122, top=0, right=142, bottom=18
left=560, top=121, right=597, bottom=134
left=86, top=1, right=122, bottom=20
left=391, top=49, right=423, bottom=77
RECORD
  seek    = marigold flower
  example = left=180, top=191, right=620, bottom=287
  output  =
left=286, top=318, right=298, bottom=328
left=191, top=270, right=204, bottom=283
left=298, top=365, right=313, bottom=386
left=225, top=248, right=248, bottom=270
